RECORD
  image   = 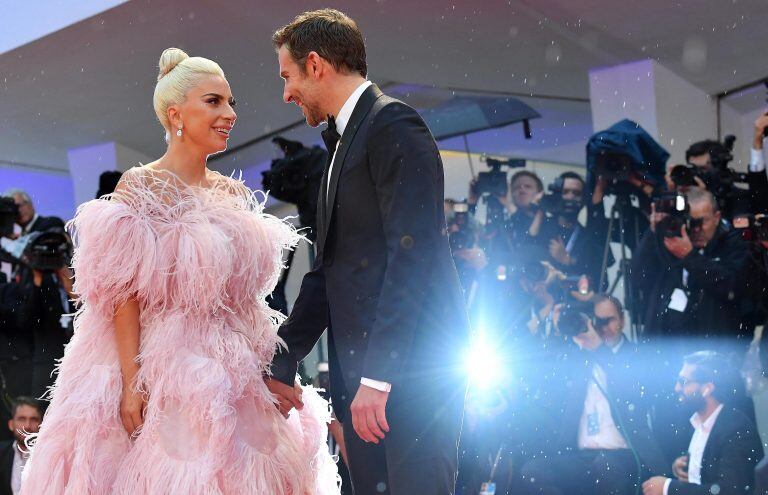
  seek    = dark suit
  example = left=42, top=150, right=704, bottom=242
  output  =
left=520, top=340, right=669, bottom=495
left=0, top=441, right=16, bottom=495
left=666, top=407, right=762, bottom=495
left=271, top=84, right=470, bottom=494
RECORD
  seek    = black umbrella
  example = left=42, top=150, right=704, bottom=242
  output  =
left=387, top=83, right=541, bottom=141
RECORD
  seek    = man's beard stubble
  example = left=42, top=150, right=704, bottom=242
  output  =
left=304, top=101, right=325, bottom=128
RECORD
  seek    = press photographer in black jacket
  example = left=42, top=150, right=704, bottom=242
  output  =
left=631, top=188, right=750, bottom=345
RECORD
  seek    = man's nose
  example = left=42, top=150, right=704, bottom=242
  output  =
left=283, top=88, right=292, bottom=104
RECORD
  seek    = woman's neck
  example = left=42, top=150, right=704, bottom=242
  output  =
left=156, top=139, right=209, bottom=186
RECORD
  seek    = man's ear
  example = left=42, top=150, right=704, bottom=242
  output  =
left=306, top=51, right=324, bottom=78
left=7, top=419, right=13, bottom=433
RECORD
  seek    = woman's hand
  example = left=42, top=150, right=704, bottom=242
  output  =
left=120, top=381, right=147, bottom=437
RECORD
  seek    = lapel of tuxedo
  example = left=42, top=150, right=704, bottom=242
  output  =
left=318, top=84, right=383, bottom=255
left=700, top=407, right=729, bottom=482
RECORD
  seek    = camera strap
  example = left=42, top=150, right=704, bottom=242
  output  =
left=565, top=224, right=581, bottom=254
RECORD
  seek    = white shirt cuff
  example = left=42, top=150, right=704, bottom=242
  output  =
left=360, top=377, right=392, bottom=392
left=750, top=148, right=765, bottom=172
left=663, top=477, right=672, bottom=495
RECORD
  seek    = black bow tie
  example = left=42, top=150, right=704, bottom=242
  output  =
left=321, top=115, right=341, bottom=155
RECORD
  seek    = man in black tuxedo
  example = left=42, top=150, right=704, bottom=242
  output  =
left=0, top=397, right=43, bottom=495
left=642, top=351, right=763, bottom=495
left=267, top=9, right=469, bottom=495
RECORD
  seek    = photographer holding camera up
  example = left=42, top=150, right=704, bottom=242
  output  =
left=667, top=137, right=768, bottom=220
left=1, top=190, right=74, bottom=401
left=631, top=188, right=750, bottom=345
left=529, top=171, right=612, bottom=289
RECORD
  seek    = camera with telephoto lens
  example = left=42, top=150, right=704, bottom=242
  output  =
left=557, top=302, right=594, bottom=337
left=733, top=214, right=768, bottom=243
left=674, top=136, right=748, bottom=200
left=261, top=137, right=326, bottom=233
left=669, top=163, right=702, bottom=188
left=13, top=230, right=73, bottom=271
left=0, top=197, right=19, bottom=238
left=653, top=192, right=690, bottom=238
left=592, top=152, right=634, bottom=183
left=539, top=176, right=583, bottom=217
left=475, top=155, right=526, bottom=197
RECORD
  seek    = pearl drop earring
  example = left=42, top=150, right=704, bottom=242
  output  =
left=176, top=127, right=183, bottom=137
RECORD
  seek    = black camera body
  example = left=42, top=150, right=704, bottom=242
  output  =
left=0, top=197, right=19, bottom=238
left=557, top=302, right=593, bottom=337
left=734, top=214, right=768, bottom=243
left=593, top=152, right=635, bottom=186
left=653, top=193, right=690, bottom=238
left=261, top=137, right=326, bottom=233
left=540, top=176, right=583, bottom=217
left=474, top=156, right=526, bottom=197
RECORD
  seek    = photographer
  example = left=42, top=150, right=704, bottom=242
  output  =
left=631, top=188, right=750, bottom=344
left=669, top=139, right=767, bottom=220
left=530, top=172, right=612, bottom=289
left=518, top=294, right=668, bottom=495
left=467, top=169, right=544, bottom=267
left=4, top=189, right=64, bottom=238
left=1, top=190, right=74, bottom=401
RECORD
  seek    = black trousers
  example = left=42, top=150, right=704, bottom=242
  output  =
left=340, top=380, right=466, bottom=495
left=519, top=449, right=639, bottom=495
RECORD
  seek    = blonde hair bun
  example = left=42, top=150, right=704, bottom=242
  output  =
left=157, top=48, right=189, bottom=81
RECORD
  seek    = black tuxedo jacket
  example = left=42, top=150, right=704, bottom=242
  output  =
left=0, top=441, right=15, bottom=495
left=271, top=84, right=469, bottom=421
left=667, top=407, right=763, bottom=495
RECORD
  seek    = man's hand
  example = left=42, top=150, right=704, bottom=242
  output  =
left=593, top=177, right=609, bottom=204
left=663, top=226, right=693, bottom=259
left=549, top=238, right=573, bottom=266
left=573, top=319, right=603, bottom=351
left=265, top=378, right=303, bottom=418
left=672, top=455, right=689, bottom=481
left=350, top=383, right=390, bottom=444
left=55, top=266, right=75, bottom=298
left=642, top=476, right=668, bottom=495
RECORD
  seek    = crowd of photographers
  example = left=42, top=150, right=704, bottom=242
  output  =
left=451, top=116, right=768, bottom=494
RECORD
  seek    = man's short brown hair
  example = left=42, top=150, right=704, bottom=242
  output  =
left=273, top=9, right=367, bottom=78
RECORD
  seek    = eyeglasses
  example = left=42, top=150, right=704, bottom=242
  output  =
left=675, top=376, right=698, bottom=387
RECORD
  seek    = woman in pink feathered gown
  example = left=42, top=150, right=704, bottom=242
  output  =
left=20, top=48, right=340, bottom=494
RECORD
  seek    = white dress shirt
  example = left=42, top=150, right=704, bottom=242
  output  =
left=12, top=443, right=29, bottom=495
left=577, top=339, right=628, bottom=450
left=663, top=404, right=724, bottom=495
left=751, top=147, right=765, bottom=172
left=325, top=80, right=373, bottom=200
left=323, top=80, right=390, bottom=394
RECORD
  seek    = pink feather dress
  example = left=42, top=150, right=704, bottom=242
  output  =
left=20, top=166, right=340, bottom=494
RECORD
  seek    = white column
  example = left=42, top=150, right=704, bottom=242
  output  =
left=66, top=142, right=151, bottom=206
